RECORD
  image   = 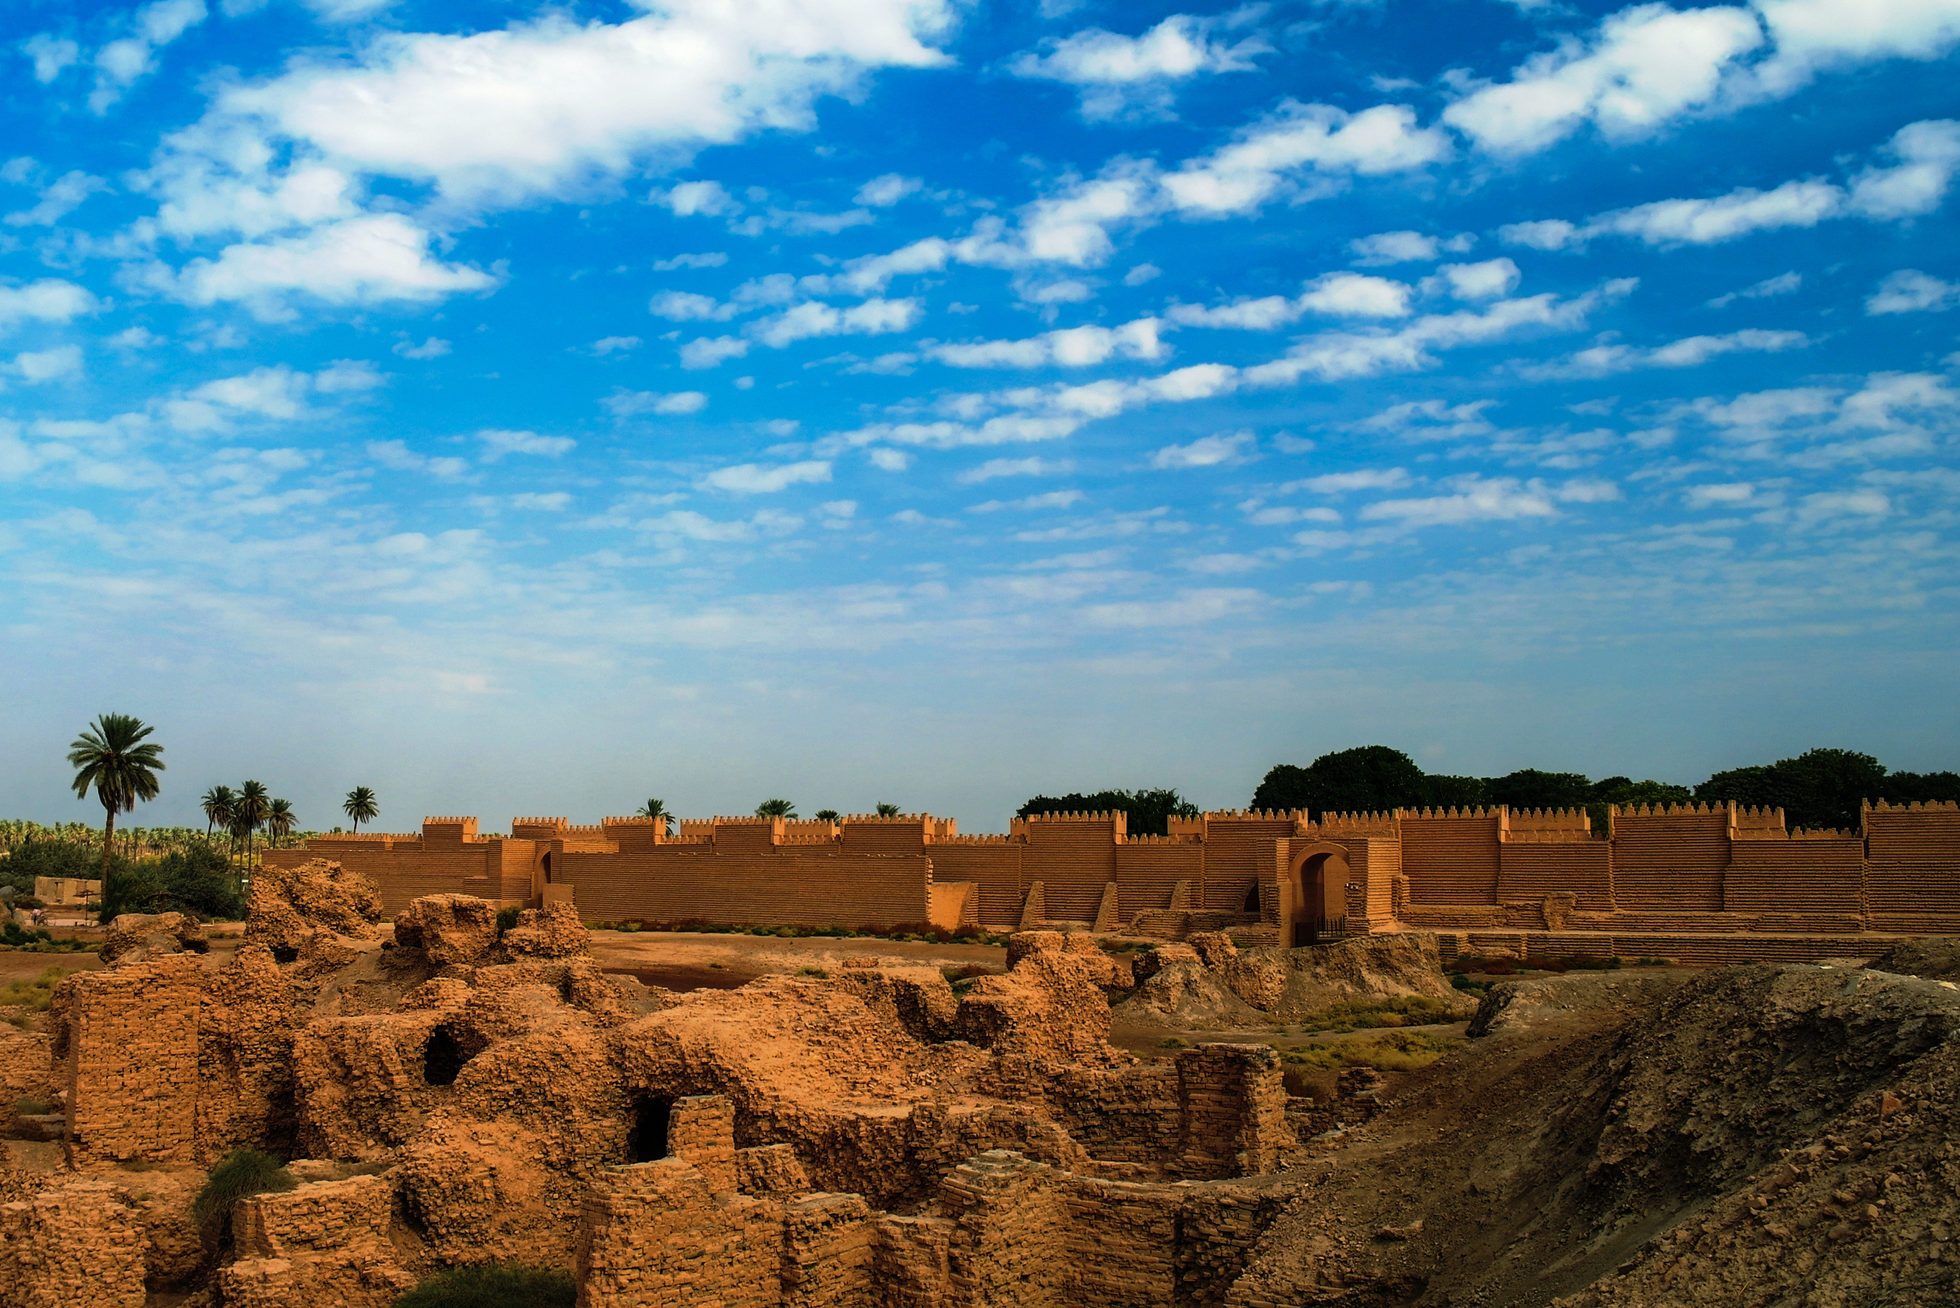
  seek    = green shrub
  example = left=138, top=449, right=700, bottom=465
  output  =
left=394, top=1263, right=577, bottom=1308
left=796, top=966, right=829, bottom=978
left=0, top=966, right=77, bottom=1014
left=0, top=838, right=104, bottom=896
left=1294, top=995, right=1464, bottom=1034
left=102, top=846, right=244, bottom=922
left=13, top=1095, right=57, bottom=1117
left=193, top=1149, right=296, bottom=1248
left=494, top=907, right=521, bottom=936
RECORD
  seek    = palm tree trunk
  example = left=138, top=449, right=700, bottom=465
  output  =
left=100, top=803, right=116, bottom=921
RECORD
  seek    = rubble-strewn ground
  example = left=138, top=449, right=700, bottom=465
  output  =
left=3, top=871, right=1957, bottom=1307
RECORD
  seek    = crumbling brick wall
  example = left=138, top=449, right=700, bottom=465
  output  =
left=59, top=954, right=202, bottom=1166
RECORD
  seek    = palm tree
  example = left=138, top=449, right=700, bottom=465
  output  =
left=343, top=786, right=378, bottom=833
left=67, top=713, right=166, bottom=905
left=635, top=797, right=674, bottom=835
left=874, top=802, right=902, bottom=817
left=233, top=780, right=270, bottom=869
left=202, top=785, right=236, bottom=840
left=266, top=799, right=296, bottom=848
left=813, top=809, right=840, bottom=823
left=755, top=798, right=796, bottom=819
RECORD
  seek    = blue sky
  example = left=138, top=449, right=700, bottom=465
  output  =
left=2, top=0, right=1957, bottom=832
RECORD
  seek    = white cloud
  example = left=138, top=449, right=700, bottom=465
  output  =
left=1166, top=294, right=1302, bottom=330
left=214, top=1, right=953, bottom=206
left=5, top=171, right=106, bottom=227
left=957, top=456, right=1072, bottom=484
left=1010, top=14, right=1263, bottom=119
left=509, top=491, right=572, bottom=512
left=1148, top=430, right=1254, bottom=469
left=1292, top=468, right=1412, bottom=494
left=303, top=0, right=397, bottom=23
left=752, top=297, right=920, bottom=347
left=24, top=35, right=80, bottom=84
left=1498, top=219, right=1581, bottom=251
left=1436, top=258, right=1521, bottom=300
left=1019, top=171, right=1155, bottom=265
left=679, top=336, right=750, bottom=369
left=638, top=509, right=802, bottom=542
left=1795, top=487, right=1890, bottom=525
left=1164, top=102, right=1449, bottom=215
left=1444, top=3, right=1764, bottom=154
left=365, top=438, right=470, bottom=480
left=1528, top=328, right=1808, bottom=378
left=866, top=448, right=911, bottom=471
left=930, top=317, right=1165, bottom=368
left=1753, top=0, right=1960, bottom=92
left=1359, top=475, right=1565, bottom=527
left=1847, top=118, right=1960, bottom=218
left=478, top=429, right=574, bottom=459
left=1708, top=270, right=1803, bottom=307
left=393, top=336, right=451, bottom=359
left=854, top=174, right=920, bottom=207
left=93, top=0, right=210, bottom=112
left=1867, top=269, right=1960, bottom=314
left=6, top=345, right=83, bottom=384
left=170, top=214, right=495, bottom=310
left=652, top=251, right=728, bottom=271
left=1684, top=481, right=1760, bottom=508
left=1349, top=230, right=1469, bottom=265
left=1299, top=272, right=1413, bottom=318
left=591, top=335, right=643, bottom=355
left=0, top=279, right=97, bottom=329
left=650, top=290, right=736, bottom=321
left=1594, top=179, right=1843, bottom=245
left=970, top=489, right=1085, bottom=512
left=703, top=459, right=832, bottom=494
left=606, top=389, right=709, bottom=418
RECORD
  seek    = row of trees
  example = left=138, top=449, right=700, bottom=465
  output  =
left=1016, top=789, right=1203, bottom=837
left=1251, top=746, right=1960, bottom=834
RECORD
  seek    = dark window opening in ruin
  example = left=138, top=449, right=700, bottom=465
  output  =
left=271, top=946, right=299, bottom=964
left=627, top=1097, right=673, bottom=1163
left=422, top=1025, right=467, bottom=1087
left=541, top=851, right=553, bottom=882
left=1243, top=884, right=1261, bottom=913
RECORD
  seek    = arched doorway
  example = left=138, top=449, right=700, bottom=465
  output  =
left=1287, top=844, right=1350, bottom=947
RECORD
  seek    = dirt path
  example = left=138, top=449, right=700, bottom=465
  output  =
left=585, top=930, right=1007, bottom=990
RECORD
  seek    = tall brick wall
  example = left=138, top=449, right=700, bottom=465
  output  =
left=1610, top=805, right=1729, bottom=911
left=556, top=849, right=933, bottom=928
left=1498, top=837, right=1613, bottom=910
left=1865, top=801, right=1960, bottom=926
left=926, top=840, right=1024, bottom=927
left=1199, top=814, right=1303, bottom=912
left=1399, top=809, right=1504, bottom=905
left=63, top=955, right=202, bottom=1165
left=1727, top=834, right=1865, bottom=919
left=1115, top=841, right=1206, bottom=915
left=270, top=802, right=1960, bottom=946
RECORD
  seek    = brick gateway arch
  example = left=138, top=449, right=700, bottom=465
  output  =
left=1278, top=841, right=1351, bottom=946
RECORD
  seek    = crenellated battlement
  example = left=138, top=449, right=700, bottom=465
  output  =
left=1020, top=810, right=1128, bottom=823
left=1867, top=798, right=1960, bottom=812
left=1398, top=806, right=1505, bottom=821
left=1611, top=801, right=1729, bottom=818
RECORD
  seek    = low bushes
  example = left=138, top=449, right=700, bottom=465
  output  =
left=394, top=1263, right=577, bottom=1308
left=1280, top=1029, right=1462, bottom=1075
left=193, top=1149, right=296, bottom=1249
left=0, top=966, right=77, bottom=1028
left=1294, top=995, right=1466, bottom=1034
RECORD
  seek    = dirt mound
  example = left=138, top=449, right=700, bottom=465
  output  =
left=99, top=912, right=206, bottom=964
left=246, top=858, right=384, bottom=963
left=1124, top=933, right=1474, bottom=1027
left=1226, top=961, right=1960, bottom=1306
left=1866, top=936, right=1960, bottom=982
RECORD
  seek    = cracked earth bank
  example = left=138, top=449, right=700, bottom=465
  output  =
left=0, top=859, right=1955, bottom=1307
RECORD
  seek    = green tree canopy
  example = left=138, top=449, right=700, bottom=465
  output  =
left=1251, top=746, right=1428, bottom=817
left=342, top=786, right=379, bottom=832
left=755, top=798, right=797, bottom=818
left=1696, top=748, right=1887, bottom=831
left=1016, top=787, right=1201, bottom=838
left=68, top=712, right=165, bottom=896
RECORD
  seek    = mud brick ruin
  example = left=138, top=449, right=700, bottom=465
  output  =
left=266, top=799, right=1960, bottom=965
left=1, top=861, right=1305, bottom=1308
